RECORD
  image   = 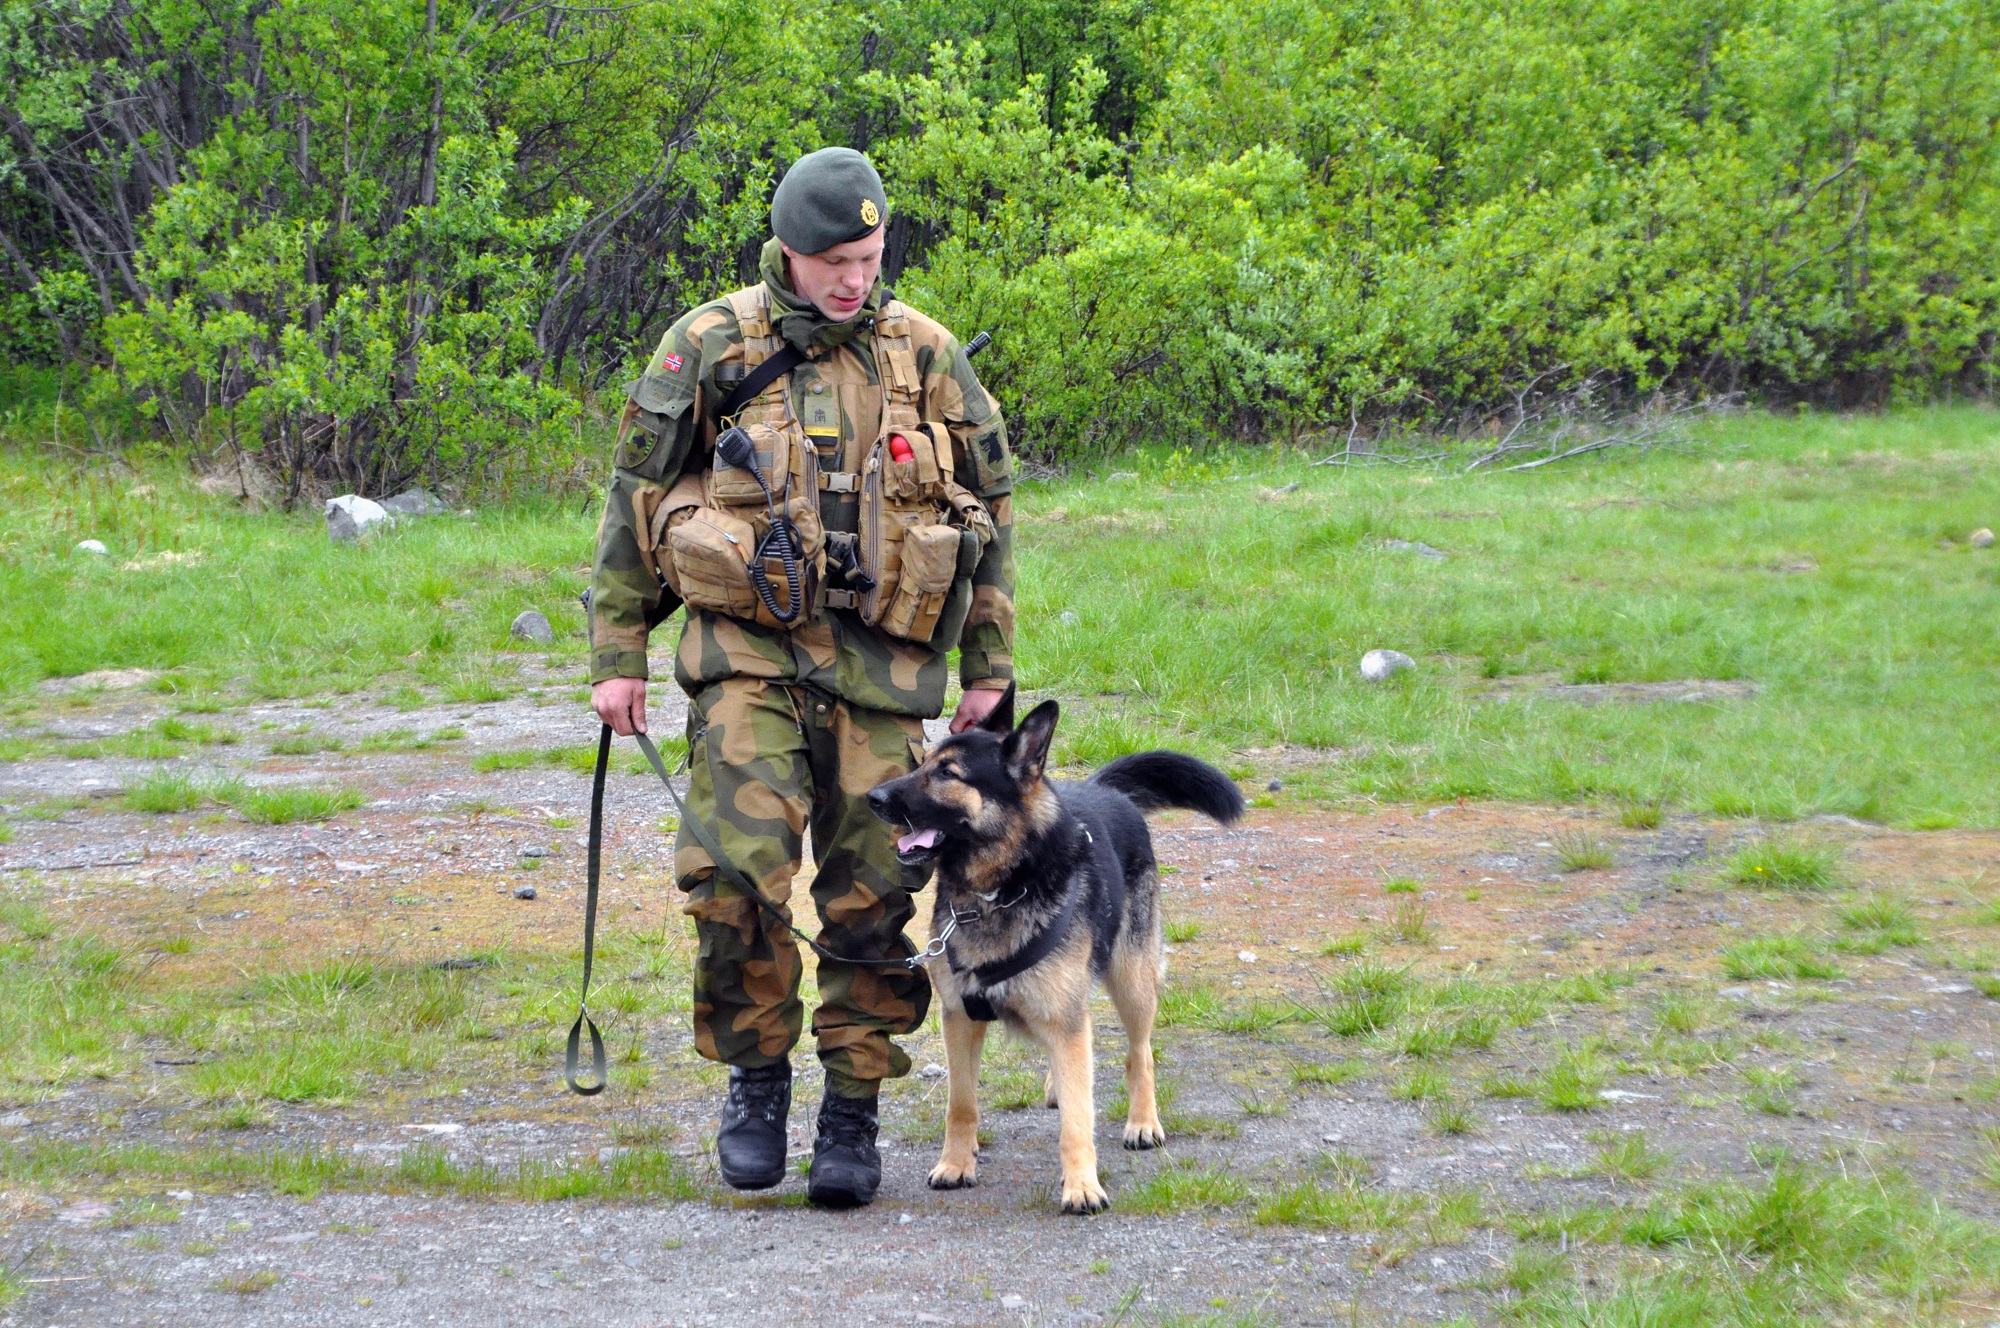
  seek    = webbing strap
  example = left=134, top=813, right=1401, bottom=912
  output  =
left=564, top=724, right=613, bottom=1095
left=719, top=344, right=806, bottom=420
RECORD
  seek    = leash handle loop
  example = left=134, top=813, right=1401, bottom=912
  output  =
left=564, top=724, right=613, bottom=1096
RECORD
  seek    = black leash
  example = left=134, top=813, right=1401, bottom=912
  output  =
left=564, top=724, right=614, bottom=1095
left=566, top=722, right=945, bottom=1097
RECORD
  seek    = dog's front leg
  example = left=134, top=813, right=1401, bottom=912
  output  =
left=928, top=1005, right=986, bottom=1189
left=1050, top=1019, right=1108, bottom=1214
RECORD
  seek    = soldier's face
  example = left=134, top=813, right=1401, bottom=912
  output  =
left=782, top=226, right=886, bottom=322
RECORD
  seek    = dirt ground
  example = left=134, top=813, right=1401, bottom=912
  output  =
left=2, top=669, right=1998, bottom=1326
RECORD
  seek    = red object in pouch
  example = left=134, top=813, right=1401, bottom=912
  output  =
left=888, top=434, right=915, bottom=463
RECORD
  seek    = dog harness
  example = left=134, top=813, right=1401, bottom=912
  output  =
left=946, top=869, right=1085, bottom=1023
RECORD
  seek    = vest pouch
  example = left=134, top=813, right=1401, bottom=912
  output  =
left=926, top=528, right=984, bottom=653
left=744, top=496, right=826, bottom=631
left=706, top=422, right=794, bottom=508
left=667, top=507, right=761, bottom=620
left=880, top=521, right=961, bottom=643
left=881, top=422, right=945, bottom=501
left=644, top=471, right=708, bottom=592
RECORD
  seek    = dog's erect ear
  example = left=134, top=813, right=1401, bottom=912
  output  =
left=1002, top=699, right=1059, bottom=784
left=977, top=682, right=1017, bottom=734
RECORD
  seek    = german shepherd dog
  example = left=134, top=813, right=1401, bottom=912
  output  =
left=866, top=684, right=1243, bottom=1213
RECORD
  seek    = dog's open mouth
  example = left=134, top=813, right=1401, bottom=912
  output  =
left=895, top=827, right=944, bottom=867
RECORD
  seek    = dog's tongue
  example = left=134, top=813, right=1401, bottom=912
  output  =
left=897, top=828, right=942, bottom=854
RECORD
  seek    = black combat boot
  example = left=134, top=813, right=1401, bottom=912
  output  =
left=716, top=1062, right=791, bottom=1190
left=806, top=1090, right=881, bottom=1208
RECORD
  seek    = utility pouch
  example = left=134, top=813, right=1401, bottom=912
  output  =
left=705, top=423, right=794, bottom=508
left=880, top=521, right=961, bottom=642
left=649, top=472, right=708, bottom=596
left=881, top=422, right=947, bottom=501
left=667, top=507, right=761, bottom=620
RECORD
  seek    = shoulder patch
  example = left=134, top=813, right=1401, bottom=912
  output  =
left=661, top=352, right=684, bottom=374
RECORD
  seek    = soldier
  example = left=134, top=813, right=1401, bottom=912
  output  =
left=587, top=147, right=1015, bottom=1208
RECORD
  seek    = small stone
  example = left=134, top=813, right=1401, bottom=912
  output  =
left=1266, top=778, right=1283, bottom=793
left=513, top=885, right=538, bottom=900
left=1384, top=538, right=1446, bottom=559
left=1057, top=610, right=1080, bottom=627
left=1237, top=949, right=1258, bottom=963
left=1360, top=648, right=1416, bottom=682
left=918, top=1063, right=947, bottom=1080
left=0, top=1113, right=30, bottom=1128
left=520, top=845, right=549, bottom=858
left=325, top=494, right=391, bottom=542
left=1000, top=1295, right=1027, bottom=1311
left=74, top=539, right=108, bottom=556
left=1973, top=527, right=1995, bottom=548
left=511, top=610, right=555, bottom=642
left=897, top=1212, right=913, bottom=1225
left=1108, top=471, right=1138, bottom=481
left=381, top=488, right=449, bottom=517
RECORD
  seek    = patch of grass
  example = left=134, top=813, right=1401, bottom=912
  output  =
left=1424, top=1099, right=1478, bottom=1135
left=1655, top=990, right=1714, bottom=1036
left=1317, top=932, right=1368, bottom=957
left=442, top=675, right=514, bottom=705
left=155, top=717, right=238, bottom=745
left=1121, top=1161, right=1249, bottom=1215
left=122, top=771, right=207, bottom=814
left=1481, top=1072, right=1537, bottom=1099
left=988, top=1068, right=1045, bottom=1111
left=1164, top=920, right=1203, bottom=944
left=1726, top=837, right=1842, bottom=891
left=1741, top=1065, right=1799, bottom=1115
left=1837, top=895, right=1922, bottom=951
left=1618, top=800, right=1665, bottom=829
left=1290, top=1059, right=1366, bottom=1088
left=1551, top=831, right=1614, bottom=872
left=1393, top=1064, right=1450, bottom=1101
left=1382, top=876, right=1420, bottom=894
left=269, top=733, right=342, bottom=755
left=231, top=785, right=365, bottom=825
left=1158, top=982, right=1224, bottom=1028
left=473, top=750, right=537, bottom=773
left=218, top=1268, right=281, bottom=1294
left=1591, top=1129, right=1670, bottom=1181
left=1538, top=1048, right=1610, bottom=1111
left=1381, top=899, right=1436, bottom=946
left=1253, top=1152, right=1425, bottom=1231
left=1720, top=936, right=1841, bottom=981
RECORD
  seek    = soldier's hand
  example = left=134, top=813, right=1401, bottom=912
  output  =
left=593, top=678, right=648, bottom=736
left=949, top=686, right=1006, bottom=734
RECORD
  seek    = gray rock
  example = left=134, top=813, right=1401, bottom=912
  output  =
left=382, top=488, right=449, bottom=517
left=520, top=845, right=548, bottom=858
left=510, top=610, right=554, bottom=642
left=513, top=885, right=538, bottom=901
left=325, top=494, right=391, bottom=542
left=1266, top=778, right=1283, bottom=793
left=1360, top=648, right=1416, bottom=682
left=1384, top=538, right=1446, bottom=559
left=1973, top=527, right=1995, bottom=548
left=74, top=539, right=108, bottom=556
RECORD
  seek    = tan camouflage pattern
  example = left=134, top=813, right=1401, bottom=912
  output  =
left=675, top=677, right=932, bottom=1095
left=588, top=282, right=1015, bottom=717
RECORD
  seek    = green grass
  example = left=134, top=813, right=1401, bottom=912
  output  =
left=1120, top=1161, right=1250, bottom=1215
left=1837, top=895, right=1923, bottom=952
left=1538, top=1048, right=1611, bottom=1111
left=1164, top=920, right=1203, bottom=943
left=232, top=785, right=365, bottom=825
left=11, top=410, right=2000, bottom=824
left=1506, top=1156, right=2000, bottom=1328
left=1720, top=935, right=1841, bottom=981
left=1726, top=837, right=1843, bottom=890
left=269, top=733, right=342, bottom=755
left=123, top=771, right=209, bottom=814
left=1551, top=831, right=1614, bottom=872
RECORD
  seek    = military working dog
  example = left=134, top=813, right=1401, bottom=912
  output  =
left=865, top=684, right=1243, bottom=1213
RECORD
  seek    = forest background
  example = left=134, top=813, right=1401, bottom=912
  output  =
left=1, top=0, right=1997, bottom=498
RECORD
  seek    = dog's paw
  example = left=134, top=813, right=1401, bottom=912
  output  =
left=928, top=1159, right=978, bottom=1190
left=1122, top=1121, right=1165, bottom=1150
left=1060, top=1176, right=1111, bottom=1215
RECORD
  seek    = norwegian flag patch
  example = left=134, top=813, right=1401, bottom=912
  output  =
left=660, top=352, right=684, bottom=373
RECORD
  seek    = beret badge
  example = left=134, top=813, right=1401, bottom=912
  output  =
left=859, top=198, right=880, bottom=227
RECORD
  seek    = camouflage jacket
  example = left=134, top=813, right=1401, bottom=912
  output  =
left=588, top=251, right=1015, bottom=720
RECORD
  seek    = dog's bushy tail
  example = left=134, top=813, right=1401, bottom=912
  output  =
left=1091, top=752, right=1245, bottom=825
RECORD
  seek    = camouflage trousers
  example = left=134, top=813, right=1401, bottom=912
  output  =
left=674, top=677, right=933, bottom=1098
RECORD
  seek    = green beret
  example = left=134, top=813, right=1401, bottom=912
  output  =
left=771, top=148, right=888, bottom=255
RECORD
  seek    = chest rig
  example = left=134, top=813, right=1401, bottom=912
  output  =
left=655, top=285, right=993, bottom=646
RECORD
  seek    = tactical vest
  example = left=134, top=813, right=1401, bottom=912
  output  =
left=648, top=286, right=994, bottom=645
